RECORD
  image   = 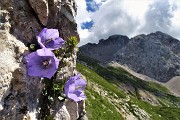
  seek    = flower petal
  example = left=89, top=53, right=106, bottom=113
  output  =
left=44, top=29, right=59, bottom=40
left=79, top=92, right=86, bottom=101
left=38, top=28, right=47, bottom=38
left=43, top=57, right=59, bottom=79
left=65, top=80, right=75, bottom=94
left=25, top=52, right=42, bottom=66
left=67, top=93, right=80, bottom=102
left=36, top=48, right=54, bottom=57
left=37, top=28, right=64, bottom=50
left=75, top=78, right=87, bottom=91
left=25, top=48, right=59, bottom=79
left=28, top=64, right=44, bottom=77
left=64, top=74, right=87, bottom=102
left=45, top=37, right=64, bottom=50
left=37, top=36, right=45, bottom=48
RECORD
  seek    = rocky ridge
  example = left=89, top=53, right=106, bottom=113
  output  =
left=80, top=35, right=129, bottom=62
left=80, top=31, right=180, bottom=82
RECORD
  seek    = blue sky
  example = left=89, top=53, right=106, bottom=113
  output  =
left=81, top=20, right=94, bottom=30
left=80, top=0, right=100, bottom=30
left=85, top=0, right=100, bottom=12
left=76, top=0, right=180, bottom=46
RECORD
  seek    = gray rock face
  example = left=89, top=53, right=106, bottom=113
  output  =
left=80, top=31, right=180, bottom=82
left=80, top=35, right=130, bottom=62
left=0, top=0, right=85, bottom=120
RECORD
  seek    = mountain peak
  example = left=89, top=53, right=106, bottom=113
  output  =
left=80, top=34, right=130, bottom=62
left=98, top=35, right=129, bottom=45
left=80, top=32, right=180, bottom=82
left=133, top=34, right=146, bottom=39
left=155, top=31, right=166, bottom=35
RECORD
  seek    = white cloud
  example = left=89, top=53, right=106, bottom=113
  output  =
left=120, top=0, right=156, bottom=36
left=94, top=0, right=107, bottom=5
left=169, top=0, right=180, bottom=39
left=90, top=0, right=139, bottom=39
left=76, top=0, right=180, bottom=46
left=76, top=0, right=91, bottom=24
left=139, top=0, right=180, bottom=40
left=76, top=0, right=92, bottom=46
left=140, top=0, right=173, bottom=33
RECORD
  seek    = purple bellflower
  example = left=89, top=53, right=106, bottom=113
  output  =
left=65, top=74, right=87, bottom=102
left=25, top=48, right=59, bottom=79
left=37, top=28, right=64, bottom=50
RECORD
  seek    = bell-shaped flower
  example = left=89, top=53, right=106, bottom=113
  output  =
left=37, top=28, right=64, bottom=50
left=25, top=48, right=59, bottom=79
left=65, top=74, right=87, bottom=102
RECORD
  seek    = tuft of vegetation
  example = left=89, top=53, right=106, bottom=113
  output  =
left=67, top=36, right=79, bottom=47
left=65, top=36, right=78, bottom=53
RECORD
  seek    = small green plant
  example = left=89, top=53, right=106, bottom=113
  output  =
left=53, top=83, right=62, bottom=91
left=29, top=44, right=36, bottom=50
left=65, top=36, right=79, bottom=54
left=67, top=36, right=79, bottom=47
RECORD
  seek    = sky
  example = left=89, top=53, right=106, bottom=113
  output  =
left=76, top=0, right=180, bottom=46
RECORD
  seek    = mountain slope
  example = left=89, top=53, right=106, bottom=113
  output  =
left=80, top=31, right=180, bottom=82
left=165, top=76, right=180, bottom=97
left=80, top=35, right=129, bottom=62
left=76, top=55, right=180, bottom=120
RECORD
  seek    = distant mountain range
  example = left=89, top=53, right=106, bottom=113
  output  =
left=79, top=31, right=180, bottom=82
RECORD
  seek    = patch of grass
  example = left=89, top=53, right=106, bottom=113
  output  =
left=130, top=97, right=162, bottom=120
left=157, top=107, right=180, bottom=120
left=76, top=63, right=126, bottom=98
left=131, top=97, right=180, bottom=120
left=107, top=66, right=169, bottom=94
left=85, top=88, right=124, bottom=120
left=147, top=81, right=170, bottom=93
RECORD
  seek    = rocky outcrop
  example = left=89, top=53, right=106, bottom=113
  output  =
left=0, top=0, right=85, bottom=120
left=114, top=32, right=180, bottom=82
left=80, top=35, right=129, bottom=62
left=80, top=31, right=180, bottom=82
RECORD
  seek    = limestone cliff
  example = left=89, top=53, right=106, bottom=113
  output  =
left=0, top=0, right=85, bottom=120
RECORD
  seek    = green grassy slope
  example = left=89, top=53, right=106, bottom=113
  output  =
left=76, top=54, right=180, bottom=120
left=77, top=63, right=124, bottom=120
